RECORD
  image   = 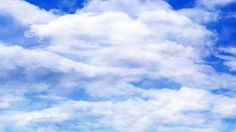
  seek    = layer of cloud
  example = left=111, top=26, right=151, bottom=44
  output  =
left=0, top=0, right=235, bottom=131
left=4, top=87, right=236, bottom=131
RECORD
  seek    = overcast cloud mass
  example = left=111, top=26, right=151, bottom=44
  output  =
left=0, top=0, right=236, bottom=131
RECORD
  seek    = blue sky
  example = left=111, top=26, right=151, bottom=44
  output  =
left=0, top=0, right=236, bottom=132
left=26, top=0, right=86, bottom=13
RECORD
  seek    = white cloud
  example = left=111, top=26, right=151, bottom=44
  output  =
left=0, top=94, right=25, bottom=109
left=0, top=0, right=235, bottom=94
left=0, top=0, right=56, bottom=25
left=0, top=44, right=107, bottom=77
left=0, top=0, right=235, bottom=96
left=7, top=87, right=236, bottom=131
left=0, top=0, right=236, bottom=131
left=220, top=47, right=236, bottom=55
left=26, top=0, right=236, bottom=91
left=179, top=8, right=218, bottom=23
left=80, top=0, right=171, bottom=17
left=217, top=47, right=236, bottom=71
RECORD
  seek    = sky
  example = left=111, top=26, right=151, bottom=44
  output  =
left=0, top=0, right=236, bottom=131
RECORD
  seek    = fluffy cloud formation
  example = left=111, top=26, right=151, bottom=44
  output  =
left=0, top=0, right=235, bottom=131
left=28, top=0, right=236, bottom=90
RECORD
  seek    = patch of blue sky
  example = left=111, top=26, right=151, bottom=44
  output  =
left=25, top=0, right=197, bottom=13
left=211, top=88, right=236, bottom=97
left=221, top=2, right=236, bottom=15
left=26, top=0, right=87, bottom=14
left=202, top=3, right=236, bottom=75
left=1, top=125, right=30, bottom=132
left=210, top=17, right=236, bottom=48
left=5, top=67, right=63, bottom=82
left=132, top=78, right=181, bottom=90
left=167, top=0, right=196, bottom=10
left=204, top=54, right=236, bottom=75
left=66, top=88, right=92, bottom=101
left=207, top=3, right=236, bottom=48
left=221, top=118, right=236, bottom=132
left=23, top=91, right=56, bottom=109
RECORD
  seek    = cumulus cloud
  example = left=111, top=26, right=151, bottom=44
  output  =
left=27, top=0, right=236, bottom=90
left=0, top=0, right=235, bottom=131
